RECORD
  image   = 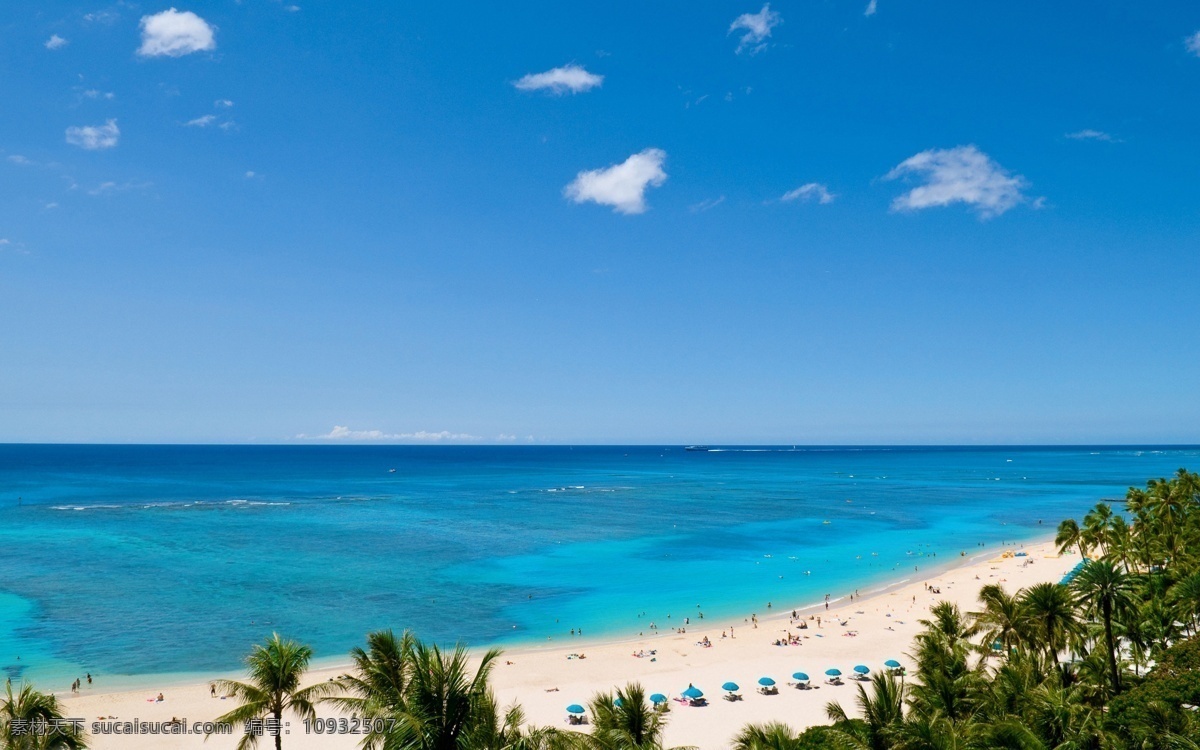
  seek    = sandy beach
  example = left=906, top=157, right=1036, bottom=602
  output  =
left=58, top=537, right=1077, bottom=749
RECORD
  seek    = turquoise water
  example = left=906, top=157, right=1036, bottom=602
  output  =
left=0, top=445, right=1194, bottom=688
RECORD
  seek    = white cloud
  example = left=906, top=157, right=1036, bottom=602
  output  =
left=87, top=180, right=151, bottom=196
left=185, top=114, right=216, bottom=127
left=865, top=0, right=878, bottom=16
left=8, top=155, right=33, bottom=165
left=82, top=89, right=116, bottom=100
left=781, top=182, right=836, bottom=204
left=689, top=195, right=726, bottom=213
left=137, top=9, right=216, bottom=57
left=729, top=4, right=782, bottom=54
left=65, top=119, right=119, bottom=150
left=298, top=426, right=482, bottom=442
left=83, top=9, right=119, bottom=25
left=884, top=145, right=1028, bottom=218
left=564, top=148, right=667, bottom=214
left=45, top=34, right=69, bottom=50
left=1187, top=31, right=1200, bottom=56
left=513, top=64, right=603, bottom=94
left=1066, top=129, right=1120, bottom=143
left=214, top=99, right=234, bottom=108
left=244, top=170, right=257, bottom=178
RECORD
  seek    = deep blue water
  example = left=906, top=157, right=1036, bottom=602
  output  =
left=0, top=444, right=1194, bottom=688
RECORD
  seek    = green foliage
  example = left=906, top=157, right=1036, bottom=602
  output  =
left=1107, top=637, right=1200, bottom=742
left=0, top=682, right=87, bottom=750
left=734, top=469, right=1200, bottom=750
left=328, top=630, right=565, bottom=750
left=211, top=633, right=339, bottom=750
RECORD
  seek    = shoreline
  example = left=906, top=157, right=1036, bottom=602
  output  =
left=59, top=534, right=1076, bottom=749
left=47, top=533, right=1040, bottom=698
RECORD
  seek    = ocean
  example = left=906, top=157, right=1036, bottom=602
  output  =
left=0, top=444, right=1194, bottom=690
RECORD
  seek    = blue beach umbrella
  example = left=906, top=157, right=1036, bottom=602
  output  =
left=566, top=704, right=585, bottom=715
left=825, top=668, right=842, bottom=677
left=854, top=665, right=870, bottom=675
left=758, top=677, right=776, bottom=686
left=649, top=693, right=667, bottom=704
left=682, top=686, right=703, bottom=699
left=792, top=672, right=810, bottom=681
left=721, top=682, right=739, bottom=692
left=884, top=660, right=901, bottom=669
left=613, top=698, right=623, bottom=707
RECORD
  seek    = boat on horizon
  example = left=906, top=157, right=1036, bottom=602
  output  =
left=684, top=445, right=711, bottom=452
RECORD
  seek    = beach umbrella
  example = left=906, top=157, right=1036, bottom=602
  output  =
left=613, top=698, right=623, bottom=707
left=884, top=660, right=901, bottom=669
left=682, top=686, right=703, bottom=699
left=792, top=672, right=809, bottom=681
left=649, top=693, right=667, bottom=704
left=825, top=668, right=842, bottom=677
left=854, top=665, right=870, bottom=675
left=566, top=704, right=585, bottom=715
left=721, top=682, right=740, bottom=692
left=758, top=677, right=776, bottom=686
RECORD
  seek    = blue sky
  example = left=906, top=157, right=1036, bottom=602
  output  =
left=2, top=1, right=1199, bottom=444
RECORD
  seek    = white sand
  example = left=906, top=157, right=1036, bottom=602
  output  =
left=60, top=539, right=1076, bottom=749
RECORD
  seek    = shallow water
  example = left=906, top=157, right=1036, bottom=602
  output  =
left=0, top=444, right=1193, bottom=688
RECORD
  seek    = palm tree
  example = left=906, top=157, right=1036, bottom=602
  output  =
left=1055, top=519, right=1085, bottom=559
left=1104, top=516, right=1133, bottom=571
left=466, top=696, right=566, bottom=750
left=329, top=629, right=414, bottom=734
left=1018, top=583, right=1078, bottom=667
left=585, top=683, right=686, bottom=750
left=211, top=633, right=336, bottom=750
left=0, top=682, right=86, bottom=750
left=731, top=722, right=803, bottom=750
left=1169, top=570, right=1200, bottom=636
left=329, top=631, right=559, bottom=750
left=888, top=713, right=971, bottom=750
left=1081, top=503, right=1114, bottom=558
left=393, top=640, right=502, bottom=750
left=1129, top=701, right=1200, bottom=750
left=825, top=672, right=905, bottom=750
left=1070, top=560, right=1135, bottom=696
left=972, top=585, right=1025, bottom=658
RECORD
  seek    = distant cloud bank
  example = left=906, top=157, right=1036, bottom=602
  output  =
left=298, top=425, right=483, bottom=442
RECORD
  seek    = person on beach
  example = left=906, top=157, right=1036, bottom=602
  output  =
left=86, top=673, right=92, bottom=685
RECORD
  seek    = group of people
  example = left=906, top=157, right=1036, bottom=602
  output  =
left=69, top=673, right=92, bottom=693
